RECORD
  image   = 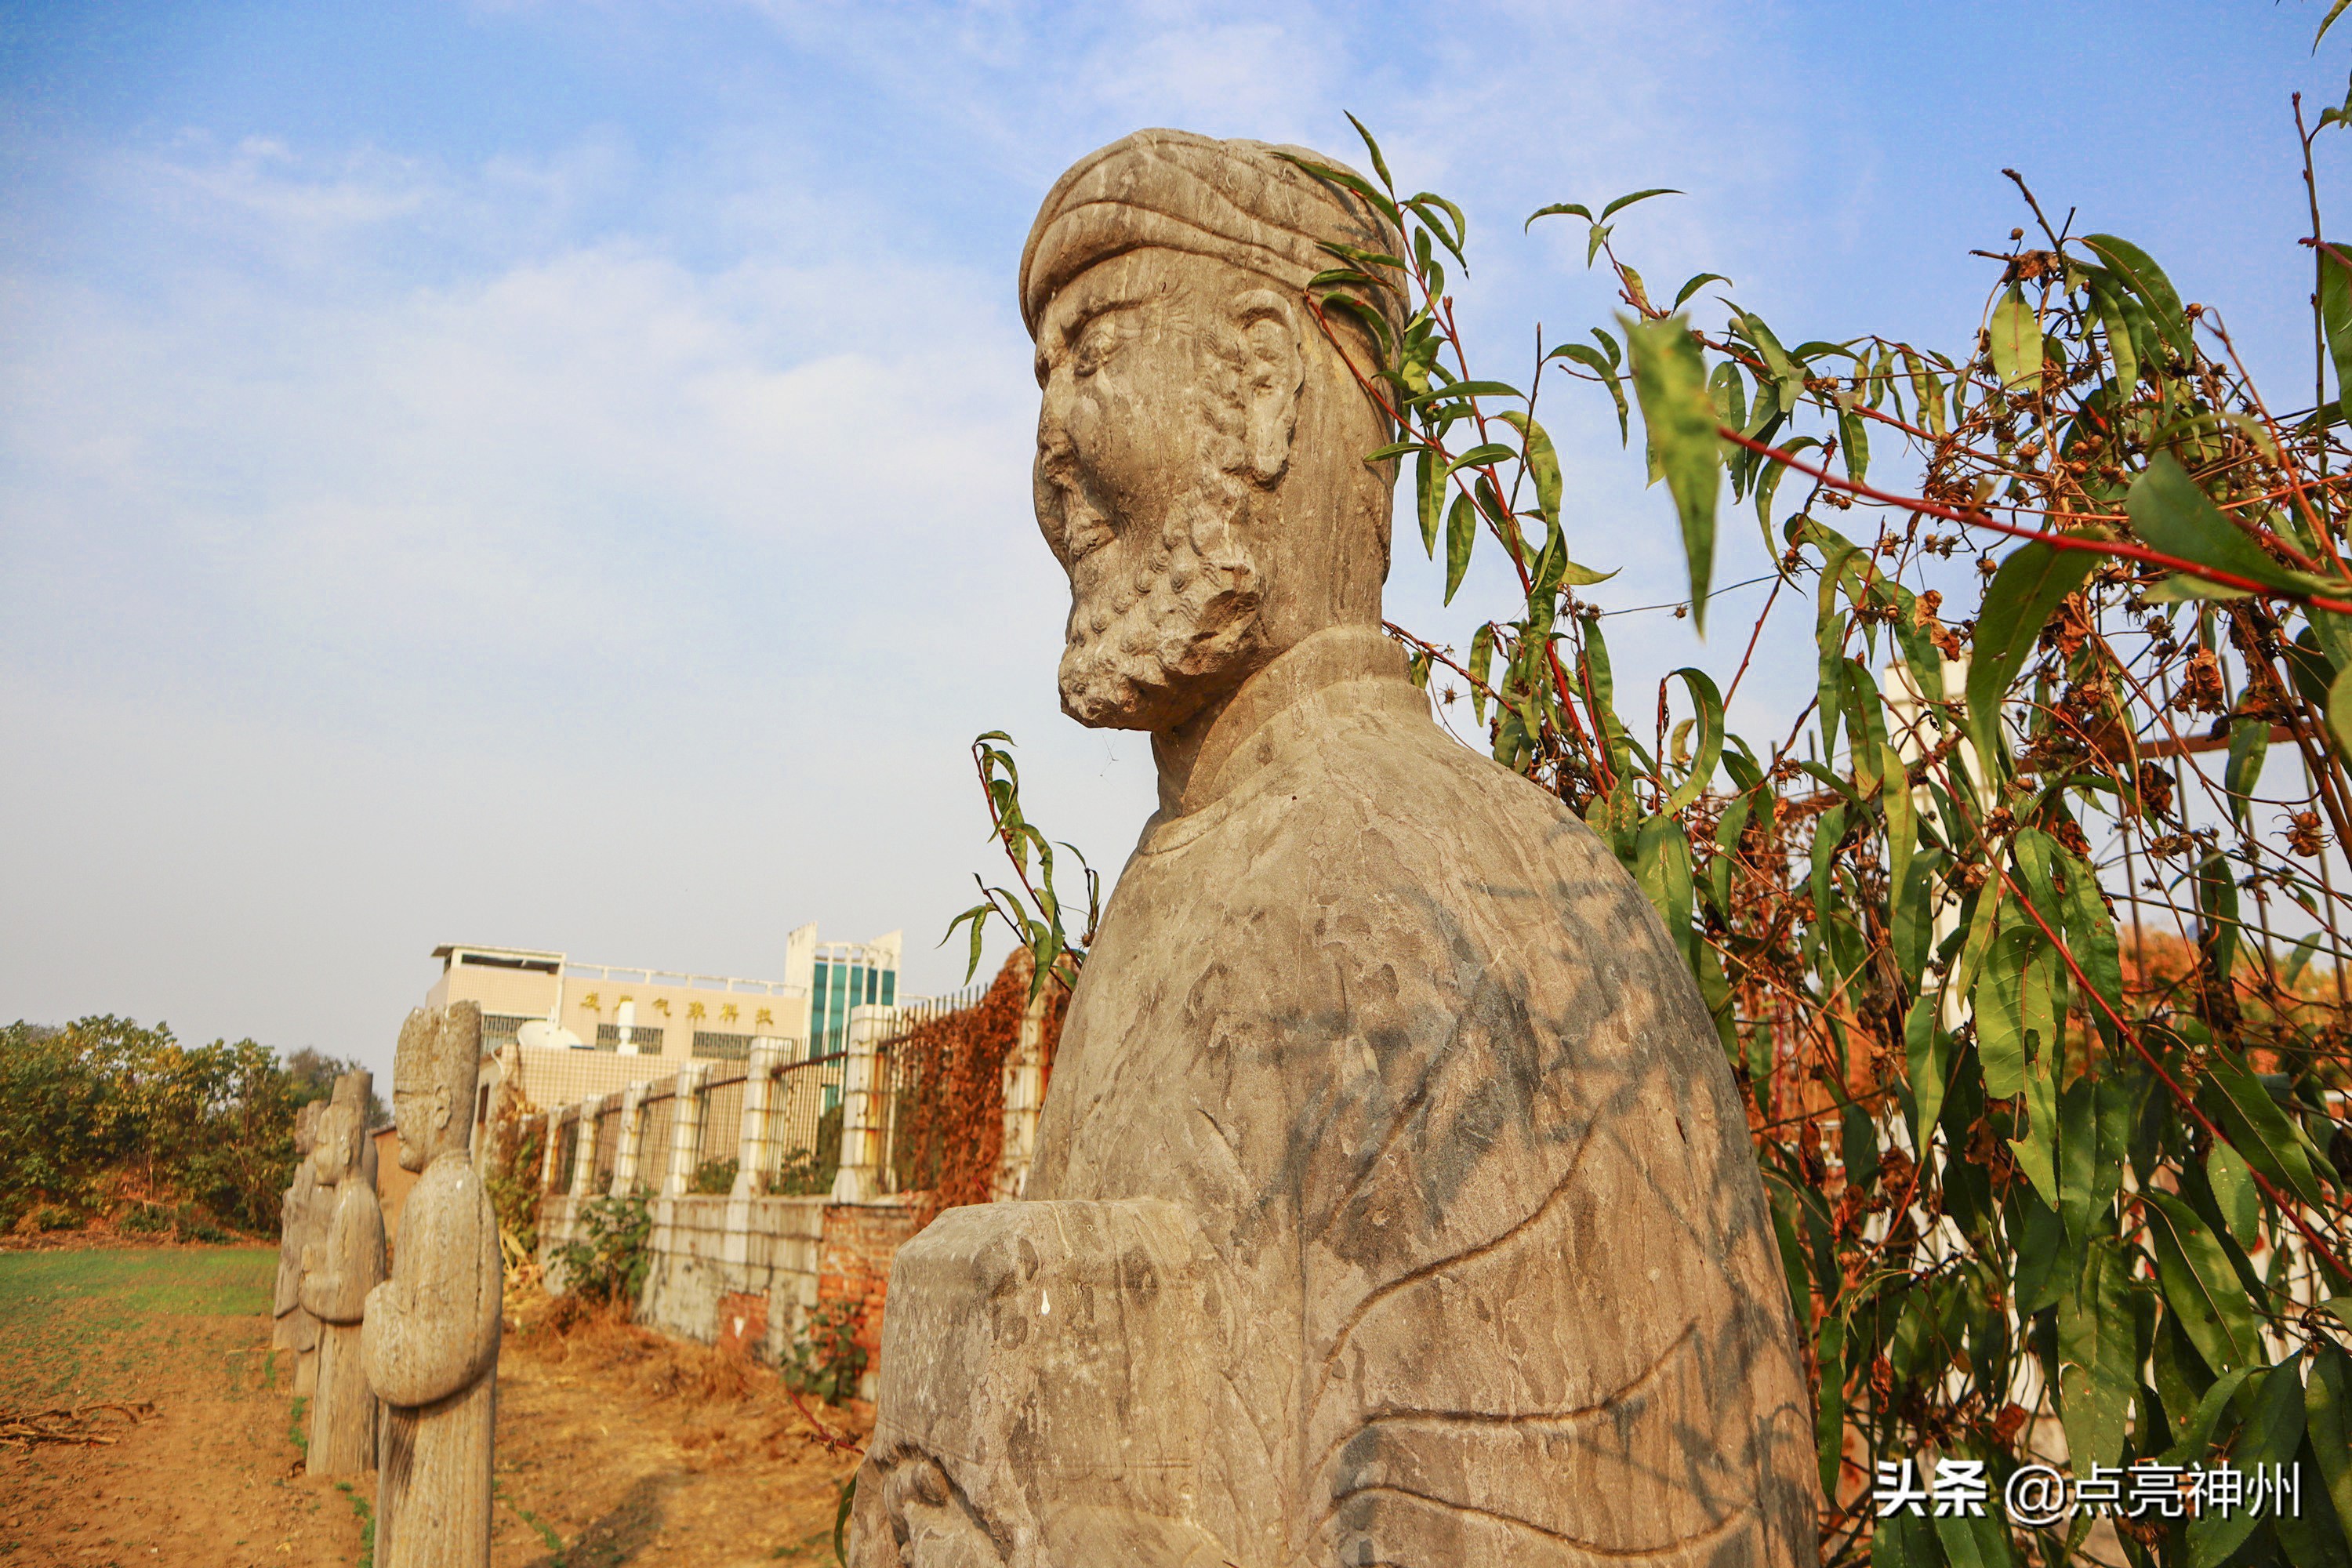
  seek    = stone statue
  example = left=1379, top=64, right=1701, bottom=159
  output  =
left=851, top=129, right=1818, bottom=1568
left=272, top=1102, right=322, bottom=1361
left=364, top=1004, right=500, bottom=1568
left=299, top=1075, right=386, bottom=1475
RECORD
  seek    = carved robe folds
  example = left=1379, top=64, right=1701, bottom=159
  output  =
left=301, top=1178, right=387, bottom=1475
left=363, top=1152, right=501, bottom=1568
left=855, top=633, right=1817, bottom=1567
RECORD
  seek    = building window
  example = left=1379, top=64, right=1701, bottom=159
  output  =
left=692, top=1031, right=753, bottom=1061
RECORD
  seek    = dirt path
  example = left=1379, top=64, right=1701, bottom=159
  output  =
left=0, top=1247, right=865, bottom=1567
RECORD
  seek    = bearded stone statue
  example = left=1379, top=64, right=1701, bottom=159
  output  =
left=364, top=1004, right=500, bottom=1568
left=850, top=129, right=1817, bottom=1568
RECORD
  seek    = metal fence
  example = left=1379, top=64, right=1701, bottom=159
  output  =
left=700, top=1072, right=747, bottom=1171
left=639, top=1089, right=676, bottom=1194
left=769, top=1051, right=848, bottom=1195
left=590, top=1097, right=622, bottom=1194
left=551, top=1109, right=579, bottom=1195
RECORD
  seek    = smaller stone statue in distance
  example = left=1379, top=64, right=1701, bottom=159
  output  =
left=364, top=1004, right=501, bottom=1568
left=272, top=1102, right=322, bottom=1360
left=299, top=1077, right=386, bottom=1475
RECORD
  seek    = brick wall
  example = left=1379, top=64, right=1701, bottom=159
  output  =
left=818, top=1199, right=926, bottom=1374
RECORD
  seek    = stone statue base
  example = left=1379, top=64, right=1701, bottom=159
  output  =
left=850, top=1200, right=1230, bottom=1567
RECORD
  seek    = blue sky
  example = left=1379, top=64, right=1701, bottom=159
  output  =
left=5, top=0, right=2349, bottom=1088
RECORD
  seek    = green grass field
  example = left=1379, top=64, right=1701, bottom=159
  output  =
left=0, top=1246, right=278, bottom=1405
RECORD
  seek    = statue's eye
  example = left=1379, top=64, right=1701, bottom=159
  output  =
left=1074, top=319, right=1120, bottom=377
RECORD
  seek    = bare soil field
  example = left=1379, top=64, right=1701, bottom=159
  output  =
left=0, top=1246, right=866, bottom=1567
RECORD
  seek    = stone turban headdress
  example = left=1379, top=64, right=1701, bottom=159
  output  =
left=1019, top=128, right=1406, bottom=354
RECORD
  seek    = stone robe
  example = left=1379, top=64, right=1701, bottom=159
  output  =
left=364, top=1151, right=501, bottom=1568
left=273, top=1161, right=319, bottom=1355
left=855, top=628, right=1815, bottom=1567
left=300, top=1178, right=387, bottom=1475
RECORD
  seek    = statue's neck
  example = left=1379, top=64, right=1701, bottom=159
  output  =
left=1150, top=624, right=1406, bottom=815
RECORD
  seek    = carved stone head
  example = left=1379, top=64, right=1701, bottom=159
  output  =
left=392, top=1003, right=481, bottom=1173
left=1021, top=129, right=1404, bottom=732
left=311, top=1097, right=361, bottom=1185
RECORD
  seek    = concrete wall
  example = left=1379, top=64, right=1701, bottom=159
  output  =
left=536, top=1186, right=923, bottom=1399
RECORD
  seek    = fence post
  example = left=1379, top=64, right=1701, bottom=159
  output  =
left=830, top=1004, right=897, bottom=1202
left=666, top=1062, right=709, bottom=1199
left=612, top=1082, right=648, bottom=1194
left=995, top=985, right=1052, bottom=1200
left=570, top=1098, right=599, bottom=1195
left=538, top=1111, right=562, bottom=1190
left=735, top=1040, right=788, bottom=1197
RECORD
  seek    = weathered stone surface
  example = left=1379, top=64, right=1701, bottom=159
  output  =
left=273, top=1102, right=322, bottom=1359
left=364, top=1004, right=500, bottom=1568
left=852, top=128, right=1817, bottom=1568
left=299, top=1074, right=386, bottom=1475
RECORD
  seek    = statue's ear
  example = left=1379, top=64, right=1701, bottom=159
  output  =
left=430, top=1081, right=452, bottom=1132
left=1229, top=289, right=1302, bottom=486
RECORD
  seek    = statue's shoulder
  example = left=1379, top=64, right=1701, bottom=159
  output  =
left=1295, top=694, right=1599, bottom=851
left=412, top=1153, right=492, bottom=1214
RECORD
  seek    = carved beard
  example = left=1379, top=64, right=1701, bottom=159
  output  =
left=1051, top=458, right=1264, bottom=730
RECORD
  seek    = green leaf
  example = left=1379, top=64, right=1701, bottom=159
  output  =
left=1871, top=1511, right=1936, bottom=1568
left=1628, top=315, right=1721, bottom=633
left=2224, top=717, right=2269, bottom=826
left=2186, top=1363, right=2307, bottom=1568
left=1968, top=541, right=2101, bottom=777
left=2194, top=848, right=2241, bottom=980
left=2085, top=276, right=2141, bottom=394
left=2057, top=1240, right=2136, bottom=1476
left=2322, top=0, right=2352, bottom=46
left=1737, top=309, right=1807, bottom=416
left=1600, top=187, right=1680, bottom=220
left=2330, top=662, right=2352, bottom=757
left=2058, top=1075, right=2129, bottom=1247
left=1980, top=913, right=2056, bottom=1116
left=2128, top=452, right=2305, bottom=594
left=1341, top=111, right=1393, bottom=191
left=1443, top=490, right=1476, bottom=604
left=1547, top=342, right=1629, bottom=441
left=1497, top=411, right=1562, bottom=524
left=1415, top=448, right=1443, bottom=559
left=1989, top=285, right=2042, bottom=390
left=2056, top=845, right=2124, bottom=1025
left=1814, top=1312, right=1845, bottom=1499
left=2144, top=1189, right=2262, bottom=1374
left=2310, top=1349, right=2352, bottom=1551
left=1635, top=815, right=1697, bottom=971
left=2201, top=1045, right=2327, bottom=1209
left=1673, top=271, right=1731, bottom=309
left=1836, top=401, right=1870, bottom=482
left=1933, top=1511, right=2013, bottom=1568
left=1524, top=200, right=1593, bottom=229
left=1904, top=995, right=1949, bottom=1151
left=1660, top=668, right=1726, bottom=814
left=1881, top=742, right=1915, bottom=897
left=2313, top=248, right=2351, bottom=431
left=1407, top=379, right=1524, bottom=408
left=2081, top=234, right=2191, bottom=360
left=1467, top=622, right=1496, bottom=724
left=2205, top=1138, right=2260, bottom=1251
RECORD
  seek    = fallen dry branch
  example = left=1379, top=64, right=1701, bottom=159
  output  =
left=0, top=1401, right=157, bottom=1446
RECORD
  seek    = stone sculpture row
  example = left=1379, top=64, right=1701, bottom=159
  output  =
left=267, top=1003, right=499, bottom=1568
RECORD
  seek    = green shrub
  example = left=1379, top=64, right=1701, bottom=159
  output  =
left=782, top=1299, right=866, bottom=1406
left=554, top=1191, right=652, bottom=1306
left=689, top=1156, right=737, bottom=1195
